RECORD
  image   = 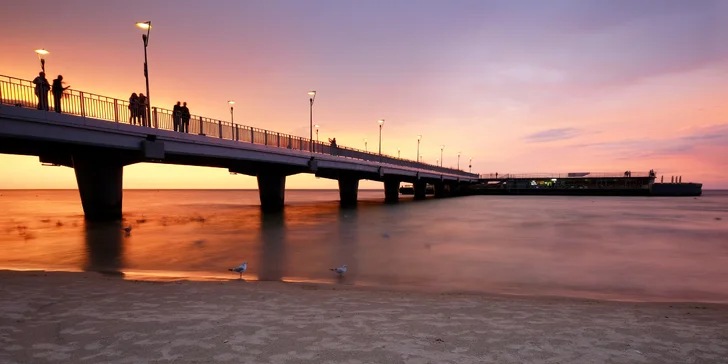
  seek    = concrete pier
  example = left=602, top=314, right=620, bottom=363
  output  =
left=384, top=179, right=400, bottom=203
left=413, top=181, right=427, bottom=200
left=257, top=173, right=286, bottom=213
left=73, top=156, right=124, bottom=221
left=338, top=175, right=360, bottom=207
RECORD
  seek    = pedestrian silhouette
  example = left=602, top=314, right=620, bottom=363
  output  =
left=181, top=102, right=190, bottom=133
left=128, top=93, right=139, bottom=124
left=138, top=93, right=148, bottom=127
left=173, top=101, right=182, bottom=132
left=329, top=137, right=337, bottom=155
left=51, top=75, right=70, bottom=113
left=32, top=72, right=50, bottom=111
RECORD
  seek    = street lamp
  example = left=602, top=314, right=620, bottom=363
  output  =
left=308, top=90, right=316, bottom=152
left=227, top=100, right=235, bottom=123
left=378, top=119, right=385, bottom=155
left=135, top=21, right=152, bottom=127
left=315, top=124, right=319, bottom=142
left=34, top=49, right=49, bottom=73
left=436, top=158, right=439, bottom=166
left=457, top=151, right=461, bottom=170
left=364, top=138, right=368, bottom=152
left=469, top=157, right=472, bottom=173
left=417, top=135, right=422, bottom=163
left=397, top=148, right=400, bottom=158
left=440, top=145, right=444, bottom=167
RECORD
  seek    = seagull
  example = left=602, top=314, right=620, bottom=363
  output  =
left=122, top=226, right=132, bottom=234
left=330, top=264, right=347, bottom=276
left=228, top=261, right=247, bottom=279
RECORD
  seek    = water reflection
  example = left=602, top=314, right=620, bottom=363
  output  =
left=257, top=212, right=286, bottom=281
left=335, top=205, right=359, bottom=285
left=83, top=220, right=124, bottom=276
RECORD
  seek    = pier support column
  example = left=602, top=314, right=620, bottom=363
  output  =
left=384, top=179, right=400, bottom=203
left=73, top=156, right=124, bottom=222
left=257, top=173, right=286, bottom=213
left=413, top=181, right=427, bottom=200
left=434, top=182, right=446, bottom=198
left=338, top=175, right=359, bottom=207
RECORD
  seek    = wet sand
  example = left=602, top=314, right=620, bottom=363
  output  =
left=1, top=271, right=727, bottom=364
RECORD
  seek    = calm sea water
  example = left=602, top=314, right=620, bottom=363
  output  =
left=1, top=189, right=727, bottom=302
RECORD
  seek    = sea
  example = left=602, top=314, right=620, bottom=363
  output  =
left=1, top=189, right=727, bottom=303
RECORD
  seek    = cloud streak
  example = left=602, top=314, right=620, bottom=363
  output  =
left=523, top=128, right=584, bottom=143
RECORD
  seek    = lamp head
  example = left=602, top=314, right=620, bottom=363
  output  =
left=307, top=90, right=316, bottom=97
left=417, top=135, right=422, bottom=141
left=314, top=124, right=319, bottom=128
left=34, top=49, right=50, bottom=58
left=135, top=21, right=152, bottom=30
left=227, top=100, right=235, bottom=105
left=378, top=119, right=384, bottom=125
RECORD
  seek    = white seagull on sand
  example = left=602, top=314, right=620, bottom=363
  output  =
left=330, top=264, right=347, bottom=276
left=228, top=262, right=247, bottom=279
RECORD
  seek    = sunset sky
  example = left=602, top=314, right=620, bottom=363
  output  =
left=1, top=0, right=727, bottom=189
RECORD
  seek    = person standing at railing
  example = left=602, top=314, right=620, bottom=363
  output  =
left=172, top=101, right=182, bottom=132
left=138, top=93, right=148, bottom=127
left=329, top=137, right=337, bottom=156
left=51, top=75, right=70, bottom=113
left=32, top=72, right=50, bottom=111
left=128, top=93, right=139, bottom=125
left=181, top=102, right=190, bottom=133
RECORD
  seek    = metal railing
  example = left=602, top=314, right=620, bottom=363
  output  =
left=1, top=74, right=475, bottom=177
left=478, top=172, right=655, bottom=179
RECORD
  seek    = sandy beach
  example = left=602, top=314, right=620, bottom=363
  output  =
left=1, top=271, right=727, bottom=364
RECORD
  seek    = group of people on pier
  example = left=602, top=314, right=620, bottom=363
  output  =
left=172, top=101, right=191, bottom=133
left=32, top=71, right=69, bottom=113
left=128, top=93, right=149, bottom=126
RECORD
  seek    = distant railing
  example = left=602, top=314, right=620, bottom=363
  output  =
left=478, top=172, right=655, bottom=179
left=0, top=74, right=475, bottom=177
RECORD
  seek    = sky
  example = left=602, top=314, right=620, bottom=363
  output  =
left=1, top=0, right=727, bottom=189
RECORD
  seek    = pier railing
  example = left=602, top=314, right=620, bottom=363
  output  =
left=478, top=172, right=655, bottom=179
left=0, top=74, right=476, bottom=177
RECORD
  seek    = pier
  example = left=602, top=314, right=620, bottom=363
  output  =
left=0, top=75, right=478, bottom=221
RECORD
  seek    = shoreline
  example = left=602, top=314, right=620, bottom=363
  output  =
left=3, top=267, right=727, bottom=306
left=2, top=270, right=727, bottom=363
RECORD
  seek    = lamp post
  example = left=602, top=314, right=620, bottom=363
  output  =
left=417, top=135, right=422, bottom=163
left=34, top=49, right=49, bottom=73
left=436, top=158, right=439, bottom=166
left=364, top=138, right=368, bottom=152
left=397, top=148, right=400, bottom=158
left=440, top=145, right=444, bottom=167
left=457, top=151, right=461, bottom=170
left=315, top=124, right=319, bottom=142
left=135, top=21, right=152, bottom=127
left=469, top=157, right=472, bottom=173
left=308, top=91, right=316, bottom=152
left=227, top=100, right=235, bottom=123
left=378, top=119, right=384, bottom=155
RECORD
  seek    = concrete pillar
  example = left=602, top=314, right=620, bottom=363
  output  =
left=384, top=179, right=400, bottom=203
left=73, top=156, right=124, bottom=221
left=413, top=181, right=427, bottom=200
left=257, top=173, right=286, bottom=213
left=338, top=176, right=359, bottom=207
left=434, top=182, right=446, bottom=198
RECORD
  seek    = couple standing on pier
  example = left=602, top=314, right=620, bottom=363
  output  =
left=32, top=72, right=69, bottom=113
left=172, top=102, right=191, bottom=133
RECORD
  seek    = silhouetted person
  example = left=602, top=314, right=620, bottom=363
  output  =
left=138, top=93, right=148, bottom=127
left=495, top=172, right=498, bottom=178
left=181, top=102, right=190, bottom=133
left=128, top=93, right=139, bottom=124
left=172, top=101, right=182, bottom=132
left=329, top=137, right=337, bottom=155
left=32, top=72, right=50, bottom=111
left=51, top=75, right=70, bottom=113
